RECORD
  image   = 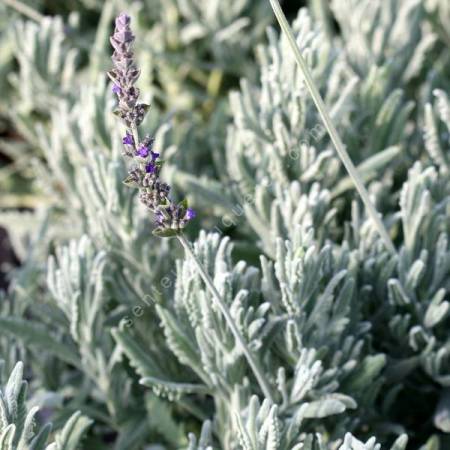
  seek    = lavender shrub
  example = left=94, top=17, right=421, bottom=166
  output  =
left=0, top=0, right=449, bottom=448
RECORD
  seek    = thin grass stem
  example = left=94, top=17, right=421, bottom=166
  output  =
left=269, top=0, right=397, bottom=256
left=177, top=233, right=274, bottom=403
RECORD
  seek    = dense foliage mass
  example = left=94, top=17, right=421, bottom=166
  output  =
left=0, top=0, right=449, bottom=448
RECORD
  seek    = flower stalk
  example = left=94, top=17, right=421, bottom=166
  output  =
left=269, top=0, right=397, bottom=257
left=109, top=13, right=273, bottom=402
left=177, top=233, right=274, bottom=403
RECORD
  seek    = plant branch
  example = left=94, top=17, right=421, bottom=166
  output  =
left=177, top=232, right=274, bottom=403
left=269, top=0, right=397, bottom=257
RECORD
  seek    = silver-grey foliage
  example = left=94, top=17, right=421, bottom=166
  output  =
left=0, top=362, right=91, bottom=450
left=1, top=0, right=450, bottom=448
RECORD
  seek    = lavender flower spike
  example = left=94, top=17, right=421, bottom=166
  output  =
left=110, top=13, right=195, bottom=236
left=109, top=14, right=273, bottom=402
left=108, top=13, right=147, bottom=128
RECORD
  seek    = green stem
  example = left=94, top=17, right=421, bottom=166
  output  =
left=269, top=0, right=397, bottom=257
left=177, top=233, right=274, bottom=403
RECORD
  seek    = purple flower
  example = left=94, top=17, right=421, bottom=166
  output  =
left=145, top=162, right=156, bottom=173
left=112, top=13, right=134, bottom=45
left=109, top=12, right=145, bottom=127
left=151, top=151, right=160, bottom=160
left=116, top=12, right=131, bottom=28
left=136, top=144, right=149, bottom=158
left=185, top=208, right=196, bottom=220
left=123, top=132, right=134, bottom=146
left=155, top=210, right=164, bottom=225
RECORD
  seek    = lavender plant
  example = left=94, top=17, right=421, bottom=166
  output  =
left=1, top=0, right=450, bottom=449
left=108, top=12, right=279, bottom=406
left=0, top=361, right=91, bottom=450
